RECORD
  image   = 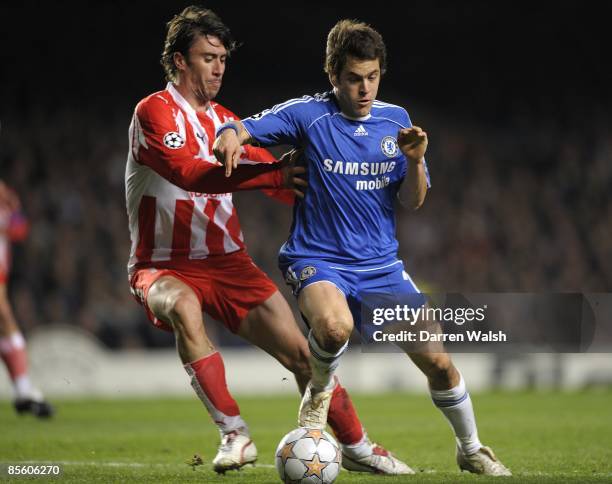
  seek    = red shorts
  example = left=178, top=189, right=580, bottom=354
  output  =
left=129, top=251, right=278, bottom=334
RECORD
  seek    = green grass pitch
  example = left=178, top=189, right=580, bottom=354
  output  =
left=1, top=391, right=611, bottom=483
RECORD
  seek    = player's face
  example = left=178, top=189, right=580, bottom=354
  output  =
left=332, top=57, right=381, bottom=118
left=181, top=34, right=227, bottom=104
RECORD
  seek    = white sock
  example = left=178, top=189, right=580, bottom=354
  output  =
left=341, top=431, right=371, bottom=459
left=14, top=375, right=35, bottom=400
left=307, top=331, right=347, bottom=392
left=0, top=332, right=35, bottom=399
left=430, top=374, right=482, bottom=455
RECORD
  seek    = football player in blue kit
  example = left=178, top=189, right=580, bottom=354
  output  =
left=213, top=19, right=510, bottom=476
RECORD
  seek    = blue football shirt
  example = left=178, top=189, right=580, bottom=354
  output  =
left=242, top=91, right=430, bottom=265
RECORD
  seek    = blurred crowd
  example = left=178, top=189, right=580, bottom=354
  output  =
left=1, top=95, right=610, bottom=349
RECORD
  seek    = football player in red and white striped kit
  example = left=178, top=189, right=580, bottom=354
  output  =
left=0, top=180, right=53, bottom=418
left=125, top=6, right=411, bottom=475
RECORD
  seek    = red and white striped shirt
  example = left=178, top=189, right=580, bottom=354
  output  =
left=126, top=83, right=288, bottom=273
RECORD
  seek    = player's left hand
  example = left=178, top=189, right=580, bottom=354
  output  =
left=398, top=126, right=428, bottom=163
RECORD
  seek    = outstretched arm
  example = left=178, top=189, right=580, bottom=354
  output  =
left=132, top=101, right=291, bottom=194
left=397, top=126, right=429, bottom=210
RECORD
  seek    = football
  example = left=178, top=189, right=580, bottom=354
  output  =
left=275, top=427, right=341, bottom=483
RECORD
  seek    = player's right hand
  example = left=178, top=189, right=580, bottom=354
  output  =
left=279, top=150, right=308, bottom=198
left=212, top=130, right=241, bottom=177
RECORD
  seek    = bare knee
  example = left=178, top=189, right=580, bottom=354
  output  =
left=311, top=313, right=352, bottom=353
left=148, top=278, right=200, bottom=330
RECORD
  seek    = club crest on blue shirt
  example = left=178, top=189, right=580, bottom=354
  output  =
left=163, top=131, right=185, bottom=149
left=381, top=136, right=399, bottom=158
left=300, top=266, right=317, bottom=281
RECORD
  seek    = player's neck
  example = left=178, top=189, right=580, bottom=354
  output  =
left=332, top=87, right=370, bottom=120
left=173, top=82, right=211, bottom=113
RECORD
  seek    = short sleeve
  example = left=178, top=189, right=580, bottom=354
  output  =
left=242, top=96, right=317, bottom=147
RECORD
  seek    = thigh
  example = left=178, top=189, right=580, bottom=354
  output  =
left=205, top=253, right=278, bottom=334
left=130, top=267, right=203, bottom=332
left=147, top=274, right=201, bottom=317
left=299, top=281, right=355, bottom=353
left=237, top=290, right=309, bottom=368
left=280, top=259, right=353, bottom=322
left=280, top=258, right=355, bottom=350
left=298, top=281, right=354, bottom=336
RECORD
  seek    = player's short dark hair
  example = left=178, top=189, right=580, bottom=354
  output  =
left=161, top=5, right=237, bottom=82
left=325, top=20, right=387, bottom=79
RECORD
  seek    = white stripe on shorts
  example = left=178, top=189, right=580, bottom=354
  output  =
left=328, top=260, right=402, bottom=272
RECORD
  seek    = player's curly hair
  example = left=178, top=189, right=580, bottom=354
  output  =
left=161, top=5, right=238, bottom=82
left=325, top=20, right=387, bottom=79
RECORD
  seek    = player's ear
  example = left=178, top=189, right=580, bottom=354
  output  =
left=329, top=72, right=338, bottom=88
left=173, top=52, right=187, bottom=73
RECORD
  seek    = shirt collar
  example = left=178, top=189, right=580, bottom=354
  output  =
left=166, top=82, right=215, bottom=118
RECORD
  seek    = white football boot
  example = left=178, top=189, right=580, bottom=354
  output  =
left=457, top=445, right=512, bottom=476
left=212, top=428, right=257, bottom=473
left=342, top=440, right=415, bottom=475
left=298, top=382, right=333, bottom=429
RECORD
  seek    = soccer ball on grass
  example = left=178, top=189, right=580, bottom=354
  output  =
left=275, top=427, right=341, bottom=483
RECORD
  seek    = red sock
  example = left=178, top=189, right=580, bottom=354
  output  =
left=184, top=352, right=247, bottom=433
left=0, top=332, right=28, bottom=380
left=327, top=378, right=365, bottom=445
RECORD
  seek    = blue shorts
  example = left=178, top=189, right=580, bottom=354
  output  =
left=279, top=256, right=426, bottom=338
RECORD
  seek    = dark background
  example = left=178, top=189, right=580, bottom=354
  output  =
left=1, top=2, right=610, bottom=348
left=3, top=3, right=610, bottom=116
